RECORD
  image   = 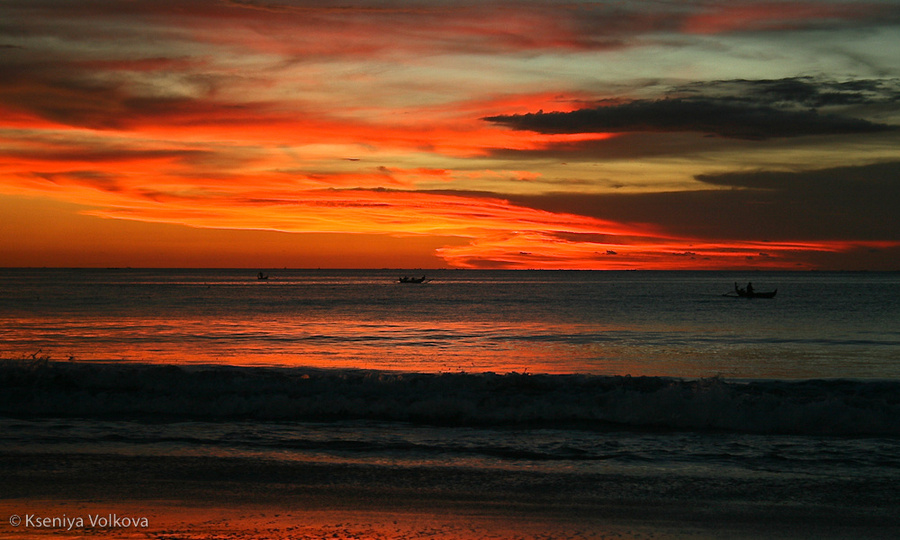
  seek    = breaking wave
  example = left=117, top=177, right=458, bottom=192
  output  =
left=1, top=360, right=898, bottom=436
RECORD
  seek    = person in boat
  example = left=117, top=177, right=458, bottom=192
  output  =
left=734, top=282, right=754, bottom=295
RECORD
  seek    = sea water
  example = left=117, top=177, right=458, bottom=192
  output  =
left=2, top=269, right=900, bottom=533
left=2, top=269, right=898, bottom=377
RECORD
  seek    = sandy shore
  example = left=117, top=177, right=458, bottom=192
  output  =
left=4, top=497, right=896, bottom=540
left=2, top=451, right=899, bottom=539
left=0, top=499, right=702, bottom=540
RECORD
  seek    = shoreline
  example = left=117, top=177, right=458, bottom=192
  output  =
left=0, top=500, right=721, bottom=540
left=3, top=451, right=899, bottom=539
left=5, top=497, right=896, bottom=540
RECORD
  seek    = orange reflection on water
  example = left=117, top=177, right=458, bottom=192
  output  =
left=3, top=310, right=667, bottom=375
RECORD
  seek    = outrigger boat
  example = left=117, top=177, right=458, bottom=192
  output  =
left=398, top=275, right=428, bottom=283
left=724, top=282, right=777, bottom=298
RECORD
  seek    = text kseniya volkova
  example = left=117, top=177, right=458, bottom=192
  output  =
left=22, top=513, right=149, bottom=530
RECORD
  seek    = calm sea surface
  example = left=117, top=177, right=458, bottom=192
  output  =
left=1, top=269, right=898, bottom=378
left=2, top=269, right=900, bottom=536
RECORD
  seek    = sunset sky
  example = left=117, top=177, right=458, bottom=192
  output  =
left=2, top=0, right=899, bottom=269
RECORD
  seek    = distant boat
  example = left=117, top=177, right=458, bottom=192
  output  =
left=257, top=272, right=269, bottom=280
left=398, top=275, right=428, bottom=283
left=734, top=289, right=777, bottom=298
left=725, top=282, right=776, bottom=298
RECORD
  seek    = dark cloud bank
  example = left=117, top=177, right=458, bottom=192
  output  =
left=481, top=78, right=900, bottom=268
left=485, top=77, right=899, bottom=140
left=505, top=161, right=900, bottom=243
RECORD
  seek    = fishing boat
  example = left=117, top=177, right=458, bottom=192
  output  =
left=398, top=275, right=428, bottom=283
left=735, top=288, right=777, bottom=298
left=257, top=272, right=269, bottom=280
left=725, top=282, right=776, bottom=298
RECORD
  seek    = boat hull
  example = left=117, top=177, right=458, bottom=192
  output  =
left=727, top=289, right=777, bottom=298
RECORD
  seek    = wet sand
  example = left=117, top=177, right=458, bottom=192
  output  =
left=2, top=451, right=899, bottom=539
left=0, top=500, right=701, bottom=540
left=3, top=496, right=894, bottom=540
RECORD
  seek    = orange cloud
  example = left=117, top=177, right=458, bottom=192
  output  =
left=435, top=231, right=866, bottom=270
left=3, top=120, right=894, bottom=270
left=10, top=171, right=864, bottom=269
left=79, top=188, right=638, bottom=236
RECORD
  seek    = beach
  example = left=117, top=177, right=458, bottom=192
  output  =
left=2, top=362, right=899, bottom=539
left=4, top=449, right=899, bottom=539
left=2, top=270, right=899, bottom=538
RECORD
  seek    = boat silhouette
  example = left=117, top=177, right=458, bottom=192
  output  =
left=724, top=282, right=776, bottom=298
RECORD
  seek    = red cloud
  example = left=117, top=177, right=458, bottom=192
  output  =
left=683, top=2, right=886, bottom=34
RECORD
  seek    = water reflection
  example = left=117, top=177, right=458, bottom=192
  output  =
left=2, top=269, right=899, bottom=379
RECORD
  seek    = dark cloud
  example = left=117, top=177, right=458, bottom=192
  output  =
left=671, top=77, right=900, bottom=109
left=0, top=53, right=279, bottom=131
left=485, top=99, right=893, bottom=140
left=695, top=160, right=900, bottom=193
left=0, top=47, right=207, bottom=129
left=502, top=161, right=900, bottom=243
left=485, top=77, right=898, bottom=140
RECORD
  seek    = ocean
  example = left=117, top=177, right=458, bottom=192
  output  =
left=2, top=269, right=899, bottom=538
